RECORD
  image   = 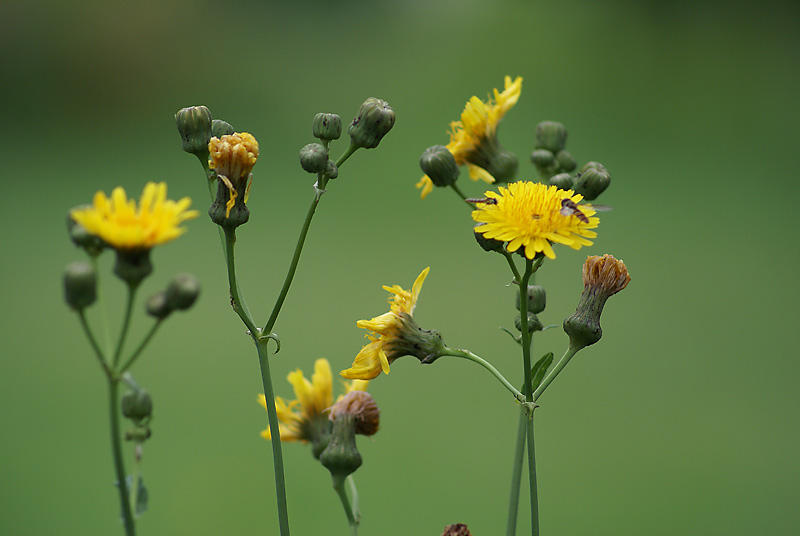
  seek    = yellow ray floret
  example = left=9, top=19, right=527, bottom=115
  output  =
left=472, top=182, right=599, bottom=260
left=70, top=182, right=198, bottom=250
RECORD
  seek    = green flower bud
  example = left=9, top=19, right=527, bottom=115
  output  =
left=348, top=98, right=395, bottom=149
left=564, top=255, right=630, bottom=350
left=64, top=261, right=97, bottom=310
left=555, top=150, right=577, bottom=172
left=473, top=225, right=504, bottom=253
left=299, top=143, right=329, bottom=173
left=121, top=390, right=153, bottom=422
left=320, top=413, right=362, bottom=483
left=535, top=121, right=568, bottom=153
left=113, top=249, right=153, bottom=286
left=325, top=159, right=339, bottom=180
left=175, top=106, right=212, bottom=157
left=420, top=145, right=459, bottom=187
left=67, top=209, right=105, bottom=257
left=145, top=291, right=171, bottom=319
left=573, top=162, right=610, bottom=201
left=516, top=285, right=546, bottom=314
left=164, top=273, right=200, bottom=311
left=483, top=149, right=518, bottom=184
left=531, top=149, right=556, bottom=169
left=515, top=311, right=543, bottom=334
left=211, top=119, right=236, bottom=138
left=312, top=113, right=342, bottom=141
left=548, top=172, right=574, bottom=190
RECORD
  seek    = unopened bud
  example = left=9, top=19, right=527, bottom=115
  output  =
left=320, top=413, right=362, bottom=483
left=312, top=113, right=342, bottom=141
left=164, top=273, right=200, bottom=311
left=325, top=160, right=339, bottom=180
left=531, top=149, right=556, bottom=169
left=299, top=143, right=329, bottom=173
left=548, top=172, right=573, bottom=190
left=145, top=291, right=171, bottom=319
left=121, top=390, right=153, bottom=422
left=348, top=98, right=395, bottom=149
left=67, top=209, right=105, bottom=256
left=211, top=119, right=236, bottom=138
left=64, top=261, right=97, bottom=310
left=515, top=311, right=543, bottom=333
left=516, top=285, right=546, bottom=314
left=420, top=145, right=459, bottom=187
left=535, top=121, right=568, bottom=153
left=175, top=106, right=213, bottom=156
left=555, top=150, right=577, bottom=172
left=483, top=149, right=518, bottom=184
left=573, top=162, right=610, bottom=201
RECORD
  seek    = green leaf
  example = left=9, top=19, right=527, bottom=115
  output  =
left=530, top=352, right=554, bottom=391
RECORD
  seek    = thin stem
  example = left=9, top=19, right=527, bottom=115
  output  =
left=335, top=143, right=359, bottom=168
left=108, top=378, right=136, bottom=536
left=346, top=475, right=360, bottom=525
left=119, top=319, right=163, bottom=374
left=78, top=310, right=111, bottom=376
left=519, top=259, right=539, bottom=536
left=333, top=477, right=358, bottom=536
left=263, top=189, right=323, bottom=334
left=256, top=338, right=291, bottom=536
left=91, top=256, right=113, bottom=357
left=450, top=183, right=469, bottom=204
left=442, top=347, right=525, bottom=402
left=526, top=414, right=539, bottom=536
left=533, top=346, right=580, bottom=402
left=502, top=251, right=522, bottom=282
left=506, top=408, right=527, bottom=536
left=129, top=445, right=142, bottom=519
left=223, top=228, right=259, bottom=336
left=112, top=283, right=139, bottom=369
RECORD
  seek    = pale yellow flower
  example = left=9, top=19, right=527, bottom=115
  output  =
left=208, top=132, right=258, bottom=218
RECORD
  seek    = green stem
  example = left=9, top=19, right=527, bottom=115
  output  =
left=533, top=346, right=579, bottom=402
left=129, top=444, right=142, bottom=519
left=346, top=475, right=360, bottom=525
left=91, top=256, right=113, bottom=357
left=335, top=143, right=359, bottom=168
left=333, top=477, right=358, bottom=536
left=502, top=251, right=522, bottom=282
left=506, top=408, right=527, bottom=536
left=223, top=228, right=259, bottom=335
left=450, top=183, right=469, bottom=204
left=256, top=338, right=291, bottom=536
left=119, top=320, right=163, bottom=374
left=78, top=310, right=111, bottom=376
left=263, top=189, right=323, bottom=334
left=108, top=378, right=136, bottom=536
left=526, top=414, right=539, bottom=536
left=442, top=347, right=525, bottom=402
left=112, top=283, right=139, bottom=369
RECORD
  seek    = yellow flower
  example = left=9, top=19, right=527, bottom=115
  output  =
left=259, top=358, right=367, bottom=443
left=341, top=268, right=445, bottom=380
left=417, top=76, right=522, bottom=198
left=472, top=181, right=599, bottom=260
left=70, top=182, right=198, bottom=250
left=208, top=132, right=259, bottom=218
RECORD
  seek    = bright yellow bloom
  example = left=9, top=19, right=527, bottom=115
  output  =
left=208, top=132, right=259, bottom=218
left=70, top=182, right=198, bottom=250
left=472, top=182, right=599, bottom=260
left=417, top=76, right=522, bottom=198
left=259, top=358, right=367, bottom=443
left=340, top=268, right=432, bottom=380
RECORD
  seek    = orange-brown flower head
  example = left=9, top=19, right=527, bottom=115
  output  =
left=329, top=390, right=380, bottom=436
left=208, top=132, right=259, bottom=229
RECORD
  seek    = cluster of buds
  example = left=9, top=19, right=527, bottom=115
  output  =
left=145, top=273, right=201, bottom=319
left=515, top=284, right=546, bottom=335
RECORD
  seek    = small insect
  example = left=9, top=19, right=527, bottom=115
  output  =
left=559, top=199, right=613, bottom=223
left=466, top=197, right=498, bottom=205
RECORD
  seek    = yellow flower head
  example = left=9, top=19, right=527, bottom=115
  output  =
left=341, top=268, right=445, bottom=381
left=417, top=76, right=522, bottom=198
left=259, top=358, right=367, bottom=444
left=70, top=182, right=198, bottom=251
left=472, top=181, right=599, bottom=260
left=208, top=132, right=259, bottom=218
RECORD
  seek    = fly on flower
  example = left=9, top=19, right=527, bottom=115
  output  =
left=559, top=199, right=613, bottom=223
left=466, top=197, right=498, bottom=205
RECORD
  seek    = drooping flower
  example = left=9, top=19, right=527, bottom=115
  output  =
left=417, top=76, right=522, bottom=198
left=258, top=358, right=367, bottom=454
left=340, top=268, right=446, bottom=380
left=471, top=181, right=599, bottom=260
left=70, top=182, right=198, bottom=251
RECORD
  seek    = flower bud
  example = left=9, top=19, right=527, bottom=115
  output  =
left=164, top=273, right=200, bottom=311
left=573, top=162, right=610, bottom=201
left=145, top=291, right=171, bottom=319
left=420, top=145, right=459, bottom=187
left=483, top=149, right=518, bottom=184
left=299, top=143, right=329, bottom=173
left=548, top=172, right=574, bottom=190
left=564, top=255, right=630, bottom=350
left=211, top=119, right=236, bottom=138
left=113, top=249, right=153, bottom=286
left=320, top=413, right=362, bottom=483
left=121, top=389, right=153, bottom=422
left=312, top=113, right=342, bottom=141
left=348, top=98, right=395, bottom=149
left=515, top=311, right=543, bottom=334
left=67, top=209, right=105, bottom=256
left=175, top=106, right=213, bottom=157
left=531, top=148, right=556, bottom=169
left=325, top=160, right=339, bottom=180
left=329, top=391, right=380, bottom=436
left=555, top=150, right=577, bottom=172
left=64, top=261, right=97, bottom=310
left=516, top=285, right=546, bottom=314
left=535, top=121, right=568, bottom=153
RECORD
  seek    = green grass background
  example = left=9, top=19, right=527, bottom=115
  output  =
left=2, top=0, right=798, bottom=534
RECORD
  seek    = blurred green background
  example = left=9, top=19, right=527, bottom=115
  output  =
left=2, top=0, right=798, bottom=534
